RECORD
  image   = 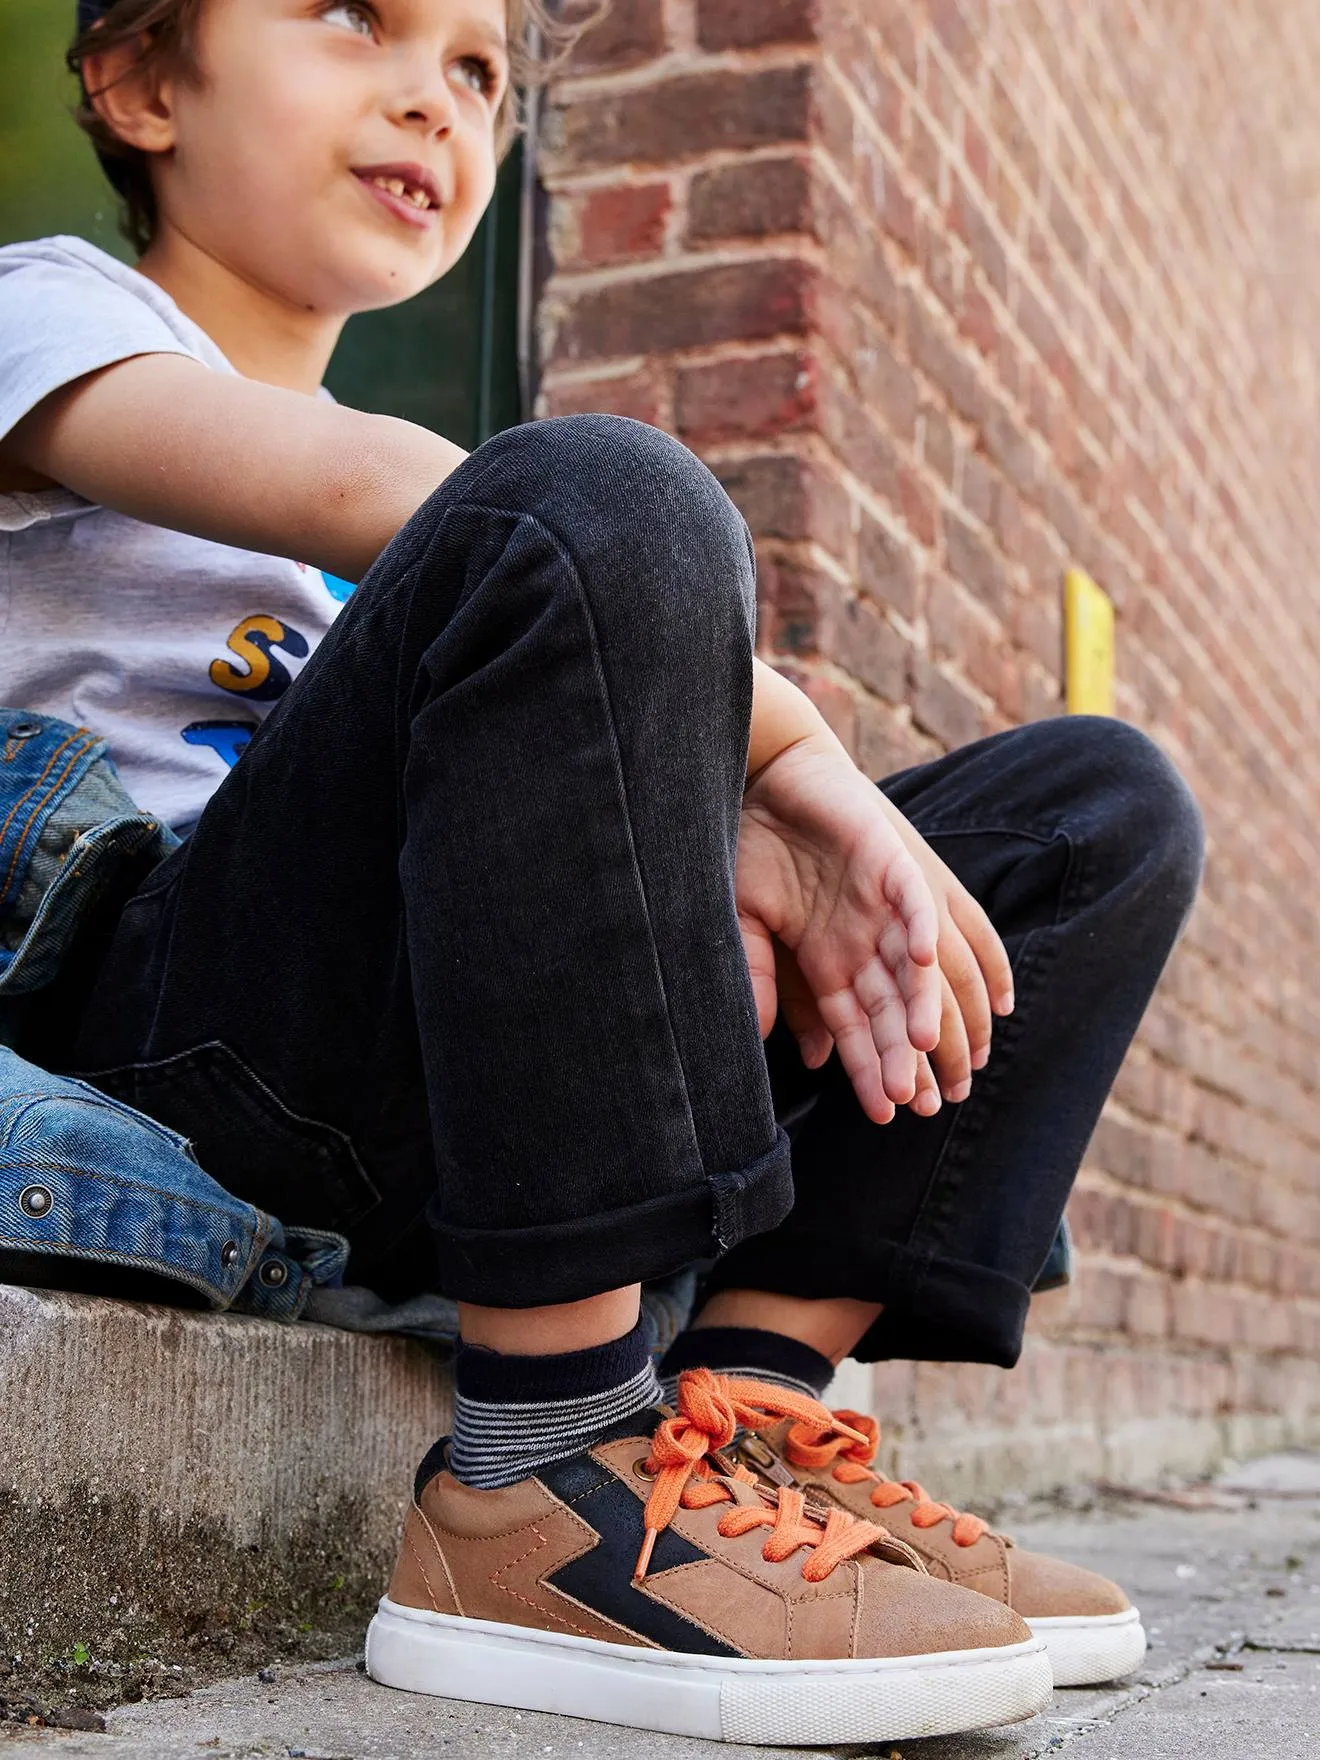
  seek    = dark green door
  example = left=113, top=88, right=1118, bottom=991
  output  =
left=0, top=0, right=520, bottom=450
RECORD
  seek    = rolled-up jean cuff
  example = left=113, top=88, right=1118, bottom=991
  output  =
left=703, top=1235, right=1032, bottom=1369
left=429, top=1127, right=793, bottom=1308
left=856, top=1260, right=1032, bottom=1368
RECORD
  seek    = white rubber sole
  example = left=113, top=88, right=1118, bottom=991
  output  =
left=366, top=1596, right=1053, bottom=1746
left=1027, top=1606, right=1147, bottom=1686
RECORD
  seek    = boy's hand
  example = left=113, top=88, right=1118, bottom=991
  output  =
left=737, top=733, right=941, bottom=1124
left=874, top=798, right=1015, bottom=1105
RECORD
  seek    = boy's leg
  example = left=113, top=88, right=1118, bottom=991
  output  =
left=658, top=717, right=1201, bottom=1690
left=66, top=414, right=1052, bottom=1741
left=70, top=413, right=792, bottom=1315
left=674, top=713, right=1204, bottom=1372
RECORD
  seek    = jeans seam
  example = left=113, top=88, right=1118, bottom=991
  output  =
left=898, top=825, right=1090, bottom=1296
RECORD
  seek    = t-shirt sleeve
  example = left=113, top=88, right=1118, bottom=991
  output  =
left=0, top=244, right=201, bottom=444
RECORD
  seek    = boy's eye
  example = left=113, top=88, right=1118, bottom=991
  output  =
left=321, top=3, right=375, bottom=39
left=453, top=54, right=499, bottom=99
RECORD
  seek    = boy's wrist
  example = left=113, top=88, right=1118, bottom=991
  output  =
left=748, top=658, right=850, bottom=783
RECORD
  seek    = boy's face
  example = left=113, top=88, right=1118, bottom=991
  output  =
left=151, top=0, right=508, bottom=313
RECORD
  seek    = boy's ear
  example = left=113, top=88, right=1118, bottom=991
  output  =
left=82, top=35, right=178, bottom=157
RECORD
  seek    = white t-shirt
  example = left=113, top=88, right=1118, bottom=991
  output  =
left=0, top=235, right=351, bottom=832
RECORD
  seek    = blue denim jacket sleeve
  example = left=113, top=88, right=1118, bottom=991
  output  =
left=0, top=710, right=348, bottom=1319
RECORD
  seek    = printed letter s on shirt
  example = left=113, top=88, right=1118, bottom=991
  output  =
left=210, top=615, right=310, bottom=701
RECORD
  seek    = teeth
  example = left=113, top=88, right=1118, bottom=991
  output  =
left=369, top=174, right=432, bottom=209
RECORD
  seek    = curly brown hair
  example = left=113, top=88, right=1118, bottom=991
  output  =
left=67, top=0, right=590, bottom=255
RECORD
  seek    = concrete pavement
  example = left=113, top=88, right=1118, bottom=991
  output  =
left=5, top=1450, right=1318, bottom=1758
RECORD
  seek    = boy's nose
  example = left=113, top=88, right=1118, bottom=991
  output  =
left=388, top=57, right=459, bottom=138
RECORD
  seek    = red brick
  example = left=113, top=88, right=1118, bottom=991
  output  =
left=945, top=510, right=1011, bottom=617
left=546, top=65, right=812, bottom=173
left=859, top=514, right=921, bottom=620
left=540, top=368, right=664, bottom=426
left=906, top=292, right=990, bottom=425
left=757, top=556, right=839, bottom=657
left=547, top=258, right=813, bottom=361
left=900, top=465, right=941, bottom=549
left=716, top=454, right=852, bottom=558
left=698, top=0, right=819, bottom=51
left=910, top=655, right=986, bottom=747
left=950, top=182, right=1010, bottom=299
left=856, top=336, right=920, bottom=442
left=674, top=350, right=817, bottom=445
left=687, top=156, right=813, bottom=244
left=960, top=277, right=997, bottom=357
left=929, top=0, right=979, bottom=75
left=562, top=0, right=665, bottom=72
left=832, top=595, right=911, bottom=703
left=557, top=182, right=672, bottom=269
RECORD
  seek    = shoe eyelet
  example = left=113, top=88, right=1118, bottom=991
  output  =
left=18, top=1184, right=54, bottom=1219
left=258, top=1259, right=289, bottom=1289
left=633, top=1458, right=659, bottom=1482
left=220, top=1241, right=240, bottom=1268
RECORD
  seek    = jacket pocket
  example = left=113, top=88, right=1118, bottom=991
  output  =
left=77, top=1040, right=380, bottom=1233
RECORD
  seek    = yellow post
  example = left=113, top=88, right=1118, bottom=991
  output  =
left=1064, top=567, right=1115, bottom=715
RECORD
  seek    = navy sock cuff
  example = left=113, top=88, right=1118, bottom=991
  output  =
left=659, top=1325, right=834, bottom=1396
left=455, top=1314, right=652, bottom=1405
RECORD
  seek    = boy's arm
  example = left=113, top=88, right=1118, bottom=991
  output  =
left=0, top=352, right=467, bottom=583
left=748, top=657, right=846, bottom=778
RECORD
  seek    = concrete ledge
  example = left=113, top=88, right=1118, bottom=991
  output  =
left=0, top=1286, right=450, bottom=1681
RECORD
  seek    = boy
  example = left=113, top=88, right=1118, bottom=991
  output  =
left=0, top=0, right=1203, bottom=1744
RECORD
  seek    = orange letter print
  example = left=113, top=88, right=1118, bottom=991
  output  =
left=210, top=615, right=310, bottom=703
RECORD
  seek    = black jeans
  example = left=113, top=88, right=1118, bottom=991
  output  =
left=68, top=415, right=1204, bottom=1368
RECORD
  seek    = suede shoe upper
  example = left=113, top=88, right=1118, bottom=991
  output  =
left=742, top=1408, right=1130, bottom=1621
left=386, top=1371, right=1037, bottom=1663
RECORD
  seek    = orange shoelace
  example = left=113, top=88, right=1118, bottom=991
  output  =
left=784, top=1408, right=990, bottom=1548
left=634, top=1370, right=887, bottom=1583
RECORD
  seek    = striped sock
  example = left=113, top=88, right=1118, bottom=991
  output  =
left=449, top=1316, right=662, bottom=1490
left=659, top=1325, right=835, bottom=1408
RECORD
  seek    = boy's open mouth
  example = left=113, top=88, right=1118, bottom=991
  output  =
left=353, top=162, right=443, bottom=225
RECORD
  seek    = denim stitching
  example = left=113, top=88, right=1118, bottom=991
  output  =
left=0, top=733, right=95, bottom=906
left=895, top=824, right=1090, bottom=1292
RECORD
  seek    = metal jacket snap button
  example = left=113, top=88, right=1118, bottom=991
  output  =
left=258, top=1260, right=289, bottom=1288
left=220, top=1241, right=239, bottom=1267
left=18, top=1184, right=54, bottom=1218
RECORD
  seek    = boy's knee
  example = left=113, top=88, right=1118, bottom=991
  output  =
left=1035, top=715, right=1204, bottom=911
left=464, top=414, right=757, bottom=636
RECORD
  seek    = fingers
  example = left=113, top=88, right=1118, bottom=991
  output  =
left=949, top=886, right=1015, bottom=1018
left=879, top=910, right=942, bottom=1055
left=816, top=982, right=899, bottom=1124
left=779, top=955, right=835, bottom=1068
left=882, top=844, right=940, bottom=968
left=737, top=910, right=780, bottom=1040
left=927, top=971, right=973, bottom=1102
left=936, top=920, right=991, bottom=1081
left=909, top=1052, right=941, bottom=1117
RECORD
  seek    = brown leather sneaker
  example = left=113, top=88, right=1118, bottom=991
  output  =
left=736, top=1406, right=1146, bottom=1688
left=367, top=1371, right=1052, bottom=1745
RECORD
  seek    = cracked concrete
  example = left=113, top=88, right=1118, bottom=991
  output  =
left=4, top=1451, right=1319, bottom=1758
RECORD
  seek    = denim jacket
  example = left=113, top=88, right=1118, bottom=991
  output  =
left=0, top=709, right=349, bottom=1320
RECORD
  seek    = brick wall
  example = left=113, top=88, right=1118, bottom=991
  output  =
left=533, top=0, right=1320, bottom=1497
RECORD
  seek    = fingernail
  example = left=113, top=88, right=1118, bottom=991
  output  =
left=918, top=1091, right=941, bottom=1116
left=996, top=991, right=1015, bottom=1015
left=971, top=1046, right=990, bottom=1071
left=948, top=1079, right=972, bottom=1103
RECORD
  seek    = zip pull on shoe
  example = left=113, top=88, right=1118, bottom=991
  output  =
left=633, top=1369, right=876, bottom=1581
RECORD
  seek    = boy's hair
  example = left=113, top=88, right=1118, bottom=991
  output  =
left=67, top=0, right=589, bottom=255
